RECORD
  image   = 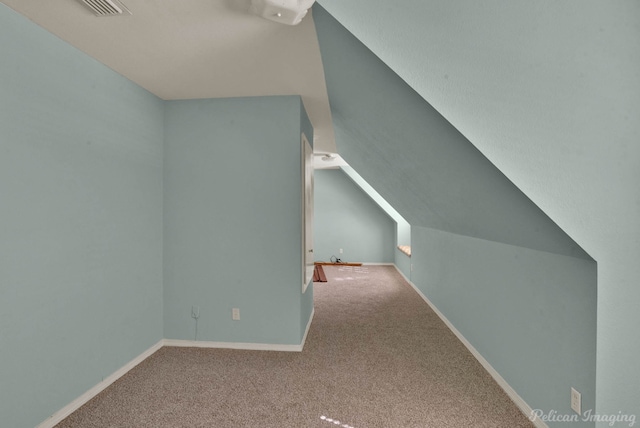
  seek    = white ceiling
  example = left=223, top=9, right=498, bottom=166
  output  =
left=1, top=0, right=336, bottom=153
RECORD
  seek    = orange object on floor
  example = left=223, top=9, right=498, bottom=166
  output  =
left=313, top=265, right=327, bottom=282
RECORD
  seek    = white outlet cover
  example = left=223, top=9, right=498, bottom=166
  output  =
left=571, top=387, right=581, bottom=415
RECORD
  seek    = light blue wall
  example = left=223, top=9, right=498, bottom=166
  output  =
left=338, top=166, right=411, bottom=276
left=163, top=96, right=306, bottom=345
left=394, top=247, right=412, bottom=281
left=395, top=221, right=412, bottom=279
left=314, top=5, right=598, bottom=425
left=340, top=165, right=410, bottom=246
left=412, top=227, right=597, bottom=427
left=396, top=221, right=410, bottom=247
left=314, top=168, right=395, bottom=264
left=0, top=5, right=164, bottom=428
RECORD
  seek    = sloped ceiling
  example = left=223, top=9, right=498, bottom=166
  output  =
left=0, top=0, right=336, bottom=153
left=316, top=0, right=640, bottom=415
left=316, top=0, right=640, bottom=262
left=313, top=5, right=591, bottom=260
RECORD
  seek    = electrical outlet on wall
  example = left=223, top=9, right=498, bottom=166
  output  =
left=571, top=387, right=581, bottom=415
left=232, top=308, right=240, bottom=320
left=339, top=248, right=343, bottom=254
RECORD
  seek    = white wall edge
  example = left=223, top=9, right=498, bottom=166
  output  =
left=36, top=339, right=164, bottom=428
left=392, top=264, right=548, bottom=428
left=163, top=339, right=304, bottom=352
left=300, top=307, right=315, bottom=351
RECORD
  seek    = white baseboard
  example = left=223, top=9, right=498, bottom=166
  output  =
left=164, top=312, right=315, bottom=353
left=392, top=265, right=548, bottom=428
left=162, top=339, right=303, bottom=351
left=36, top=340, right=164, bottom=428
left=301, top=307, right=315, bottom=351
left=392, top=263, right=411, bottom=283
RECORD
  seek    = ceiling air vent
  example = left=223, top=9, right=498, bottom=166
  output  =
left=78, top=0, right=130, bottom=16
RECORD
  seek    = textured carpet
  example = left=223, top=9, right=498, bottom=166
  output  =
left=56, top=265, right=534, bottom=428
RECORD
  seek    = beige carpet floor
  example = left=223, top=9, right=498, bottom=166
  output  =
left=56, top=265, right=534, bottom=427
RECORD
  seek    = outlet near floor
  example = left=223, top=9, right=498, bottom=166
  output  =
left=232, top=308, right=240, bottom=320
left=571, top=387, right=581, bottom=415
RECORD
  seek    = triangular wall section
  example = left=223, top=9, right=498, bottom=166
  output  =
left=313, top=4, right=591, bottom=261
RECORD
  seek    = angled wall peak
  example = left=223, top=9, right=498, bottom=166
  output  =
left=312, top=4, right=590, bottom=261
